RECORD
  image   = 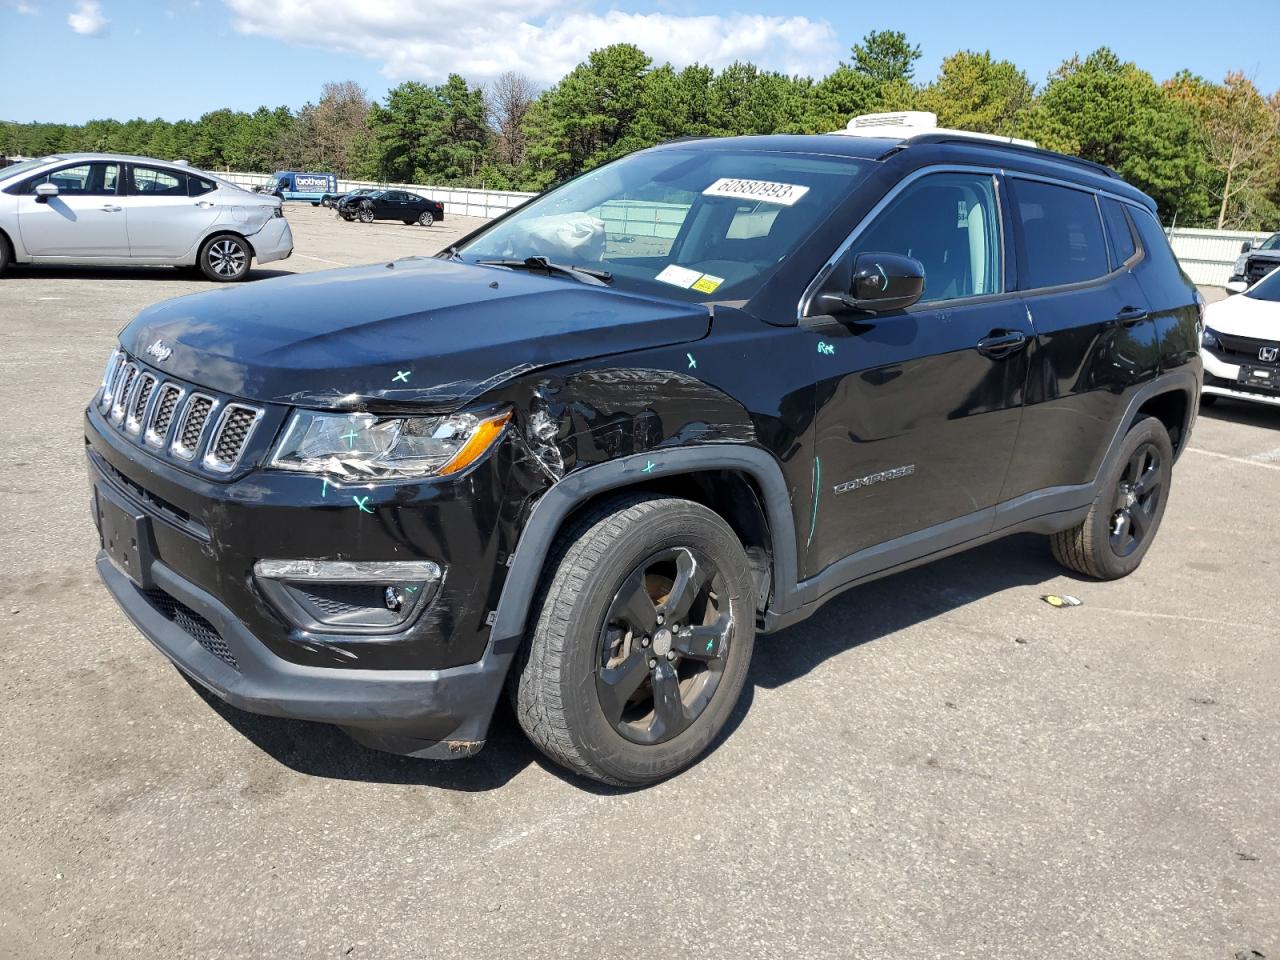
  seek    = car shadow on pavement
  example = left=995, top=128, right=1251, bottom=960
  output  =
left=4, top=265, right=295, bottom=282
left=183, top=674, right=538, bottom=792
left=187, top=533, right=1067, bottom=794
left=749, top=533, right=1067, bottom=691
left=1197, top=399, right=1280, bottom=429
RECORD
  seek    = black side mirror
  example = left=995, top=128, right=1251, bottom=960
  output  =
left=1241, top=241, right=1254, bottom=254
left=815, top=252, right=926, bottom=315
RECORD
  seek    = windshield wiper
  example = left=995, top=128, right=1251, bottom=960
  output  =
left=475, top=256, right=613, bottom=286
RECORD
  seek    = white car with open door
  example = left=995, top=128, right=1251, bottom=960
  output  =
left=1201, top=265, right=1280, bottom=407
left=0, top=153, right=292, bottom=281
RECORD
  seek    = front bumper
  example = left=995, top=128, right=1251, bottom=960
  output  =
left=95, top=552, right=511, bottom=757
left=1202, top=349, right=1280, bottom=406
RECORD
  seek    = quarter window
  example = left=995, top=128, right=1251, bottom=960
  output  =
left=1014, top=179, right=1109, bottom=288
left=1100, top=197, right=1138, bottom=268
left=27, top=162, right=119, bottom=196
left=188, top=176, right=216, bottom=198
left=854, top=172, right=1002, bottom=304
left=129, top=166, right=188, bottom=196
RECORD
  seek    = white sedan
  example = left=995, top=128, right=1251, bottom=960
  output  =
left=1201, top=266, right=1280, bottom=408
left=0, top=153, right=292, bottom=281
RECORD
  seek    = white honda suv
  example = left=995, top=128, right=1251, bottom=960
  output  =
left=1201, top=265, right=1280, bottom=408
left=0, top=153, right=292, bottom=281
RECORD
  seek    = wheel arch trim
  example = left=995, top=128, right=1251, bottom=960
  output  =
left=489, top=445, right=798, bottom=651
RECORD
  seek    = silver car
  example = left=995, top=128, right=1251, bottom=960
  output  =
left=0, top=153, right=293, bottom=281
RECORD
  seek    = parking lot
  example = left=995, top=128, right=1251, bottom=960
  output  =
left=1, top=203, right=1278, bottom=959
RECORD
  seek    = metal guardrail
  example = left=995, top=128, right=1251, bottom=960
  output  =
left=216, top=171, right=537, bottom=221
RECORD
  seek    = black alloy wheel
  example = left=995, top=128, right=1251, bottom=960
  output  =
left=1108, top=443, right=1163, bottom=557
left=596, top=546, right=734, bottom=746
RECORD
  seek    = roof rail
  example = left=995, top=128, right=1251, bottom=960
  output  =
left=892, top=133, right=1121, bottom=180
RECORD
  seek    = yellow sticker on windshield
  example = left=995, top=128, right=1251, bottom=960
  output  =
left=691, top=274, right=723, bottom=294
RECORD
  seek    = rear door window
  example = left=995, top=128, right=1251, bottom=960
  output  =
left=188, top=176, right=217, bottom=198
left=1014, top=179, right=1110, bottom=288
left=128, top=166, right=188, bottom=196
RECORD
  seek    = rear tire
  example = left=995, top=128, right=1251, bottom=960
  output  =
left=1050, top=416, right=1173, bottom=580
left=198, top=234, right=252, bottom=282
left=417, top=210, right=435, bottom=227
left=0, top=232, right=10, bottom=276
left=513, top=494, right=755, bottom=787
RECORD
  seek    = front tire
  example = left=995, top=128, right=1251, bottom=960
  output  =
left=198, top=234, right=251, bottom=282
left=514, top=494, right=756, bottom=787
left=1050, top=415, right=1173, bottom=580
left=358, top=204, right=374, bottom=224
left=0, top=232, right=10, bottom=276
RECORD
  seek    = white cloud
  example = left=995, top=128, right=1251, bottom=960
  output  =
left=223, top=0, right=839, bottom=86
left=5, top=0, right=40, bottom=14
left=68, top=0, right=108, bottom=35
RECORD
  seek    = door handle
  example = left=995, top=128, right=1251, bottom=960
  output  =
left=194, top=201, right=214, bottom=208
left=976, top=330, right=1028, bottom=359
left=101, top=204, right=122, bottom=212
left=1115, top=306, right=1149, bottom=326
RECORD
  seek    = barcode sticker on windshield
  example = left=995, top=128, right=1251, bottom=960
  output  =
left=703, top=178, right=810, bottom=206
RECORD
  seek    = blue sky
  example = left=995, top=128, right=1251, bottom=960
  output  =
left=1, top=0, right=1274, bottom=124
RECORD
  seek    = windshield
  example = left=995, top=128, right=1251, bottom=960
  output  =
left=457, top=147, right=871, bottom=303
left=1245, top=267, right=1280, bottom=302
left=0, top=157, right=59, bottom=183
left=1260, top=233, right=1280, bottom=251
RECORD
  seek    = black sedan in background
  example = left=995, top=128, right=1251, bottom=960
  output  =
left=322, top=187, right=375, bottom=208
left=339, top=189, right=445, bottom=226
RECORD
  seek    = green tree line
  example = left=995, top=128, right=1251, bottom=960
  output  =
left=3, top=32, right=1277, bottom=228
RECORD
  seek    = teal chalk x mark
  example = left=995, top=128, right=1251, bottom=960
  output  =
left=817, top=341, right=835, bottom=356
left=642, top=460, right=656, bottom=474
left=876, top=263, right=889, bottom=289
left=705, top=637, right=714, bottom=652
left=321, top=478, right=329, bottom=497
left=405, top=586, right=419, bottom=593
left=687, top=352, right=697, bottom=370
left=341, top=428, right=360, bottom=448
left=353, top=495, right=374, bottom=514
left=393, top=370, right=411, bottom=383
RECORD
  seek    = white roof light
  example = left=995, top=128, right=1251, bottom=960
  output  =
left=831, top=111, right=1037, bottom=149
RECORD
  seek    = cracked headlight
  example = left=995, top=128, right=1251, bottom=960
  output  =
left=269, top=408, right=511, bottom=480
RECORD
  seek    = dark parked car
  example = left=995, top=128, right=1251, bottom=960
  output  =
left=322, top=187, right=374, bottom=209
left=1228, top=231, right=1280, bottom=292
left=86, top=117, right=1202, bottom=786
left=339, top=189, right=444, bottom=225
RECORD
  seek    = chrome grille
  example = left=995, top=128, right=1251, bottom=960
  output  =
left=95, top=349, right=266, bottom=475
left=146, top=383, right=183, bottom=445
left=172, top=394, right=216, bottom=460
left=125, top=374, right=157, bottom=434
left=203, top=404, right=264, bottom=472
left=110, top=364, right=138, bottom=424
left=99, top=350, right=124, bottom=412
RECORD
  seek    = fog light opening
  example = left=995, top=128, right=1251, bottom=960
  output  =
left=254, top=559, right=443, bottom=633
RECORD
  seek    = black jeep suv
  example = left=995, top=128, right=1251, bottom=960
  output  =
left=86, top=130, right=1203, bottom=786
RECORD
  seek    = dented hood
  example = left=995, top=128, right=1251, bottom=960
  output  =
left=119, top=257, right=711, bottom=410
